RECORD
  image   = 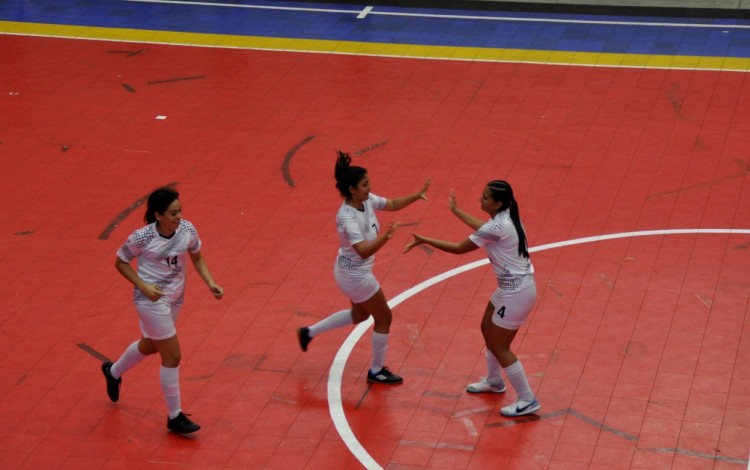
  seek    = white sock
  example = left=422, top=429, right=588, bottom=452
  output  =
left=160, top=366, right=181, bottom=419
left=485, top=349, right=504, bottom=387
left=110, top=341, right=146, bottom=379
left=308, top=309, right=353, bottom=337
left=370, top=332, right=389, bottom=374
left=504, top=360, right=534, bottom=402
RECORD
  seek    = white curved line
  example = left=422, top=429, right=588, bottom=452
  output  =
left=328, top=228, right=750, bottom=469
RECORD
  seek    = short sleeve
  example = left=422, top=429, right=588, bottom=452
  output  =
left=116, top=226, right=153, bottom=262
left=183, top=220, right=202, bottom=253
left=369, top=193, right=387, bottom=211
left=469, top=228, right=496, bottom=248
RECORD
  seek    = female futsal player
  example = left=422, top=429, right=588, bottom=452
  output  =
left=297, top=151, right=430, bottom=384
left=403, top=181, right=540, bottom=416
left=102, top=187, right=224, bottom=433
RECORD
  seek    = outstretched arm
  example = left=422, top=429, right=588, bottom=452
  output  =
left=383, top=178, right=431, bottom=211
left=449, top=189, right=485, bottom=230
left=189, top=251, right=224, bottom=299
left=403, top=234, right=478, bottom=255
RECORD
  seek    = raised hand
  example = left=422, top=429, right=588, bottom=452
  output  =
left=385, top=221, right=400, bottom=239
left=417, top=177, right=432, bottom=201
left=449, top=188, right=458, bottom=212
left=403, top=233, right=426, bottom=253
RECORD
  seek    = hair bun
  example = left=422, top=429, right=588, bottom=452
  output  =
left=334, top=150, right=352, bottom=178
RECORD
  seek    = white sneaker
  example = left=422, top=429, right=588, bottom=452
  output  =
left=500, top=398, right=541, bottom=417
left=466, top=377, right=506, bottom=393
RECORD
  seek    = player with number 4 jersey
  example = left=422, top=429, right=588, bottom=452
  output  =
left=404, top=180, right=540, bottom=417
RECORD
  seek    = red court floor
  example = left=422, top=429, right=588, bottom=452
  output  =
left=1, top=20, right=750, bottom=470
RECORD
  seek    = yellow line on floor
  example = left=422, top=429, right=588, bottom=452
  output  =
left=1, top=21, right=748, bottom=71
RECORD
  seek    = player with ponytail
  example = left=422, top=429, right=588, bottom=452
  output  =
left=404, top=180, right=540, bottom=417
left=297, top=151, right=430, bottom=385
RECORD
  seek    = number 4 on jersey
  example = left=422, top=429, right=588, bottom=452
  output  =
left=496, top=306, right=506, bottom=318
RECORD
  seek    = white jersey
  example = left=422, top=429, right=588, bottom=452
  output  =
left=469, top=210, right=534, bottom=291
left=335, top=193, right=387, bottom=272
left=116, top=219, right=202, bottom=305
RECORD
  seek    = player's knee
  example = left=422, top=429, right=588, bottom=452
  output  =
left=351, top=309, right=369, bottom=324
left=373, top=314, right=392, bottom=330
left=160, top=351, right=181, bottom=367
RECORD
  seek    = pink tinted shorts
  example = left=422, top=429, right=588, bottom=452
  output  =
left=490, top=281, right=537, bottom=330
left=135, top=300, right=182, bottom=340
left=334, top=264, right=380, bottom=304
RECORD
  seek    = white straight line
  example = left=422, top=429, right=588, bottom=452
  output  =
left=357, top=6, right=374, bottom=19
left=119, top=0, right=750, bottom=29
left=463, top=417, right=479, bottom=436
left=452, top=406, right=493, bottom=418
left=328, top=228, right=750, bottom=469
left=371, top=9, right=750, bottom=29
left=121, top=0, right=355, bottom=14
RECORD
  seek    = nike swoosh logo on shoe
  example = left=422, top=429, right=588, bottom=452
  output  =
left=515, top=402, right=535, bottom=413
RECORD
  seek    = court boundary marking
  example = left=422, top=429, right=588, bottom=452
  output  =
left=326, top=228, right=750, bottom=469
left=121, top=0, right=750, bottom=29
left=2, top=21, right=749, bottom=72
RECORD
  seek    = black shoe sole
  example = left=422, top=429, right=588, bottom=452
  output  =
left=167, top=413, right=201, bottom=434
left=367, top=378, right=404, bottom=384
left=168, top=424, right=201, bottom=434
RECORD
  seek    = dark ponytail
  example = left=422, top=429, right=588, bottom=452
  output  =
left=334, top=150, right=367, bottom=198
left=144, top=187, right=179, bottom=224
left=487, top=180, right=529, bottom=258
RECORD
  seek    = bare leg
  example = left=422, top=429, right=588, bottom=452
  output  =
left=480, top=301, right=539, bottom=416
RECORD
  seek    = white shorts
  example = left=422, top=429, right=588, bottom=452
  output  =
left=135, top=300, right=182, bottom=340
left=334, top=264, right=380, bottom=304
left=490, top=281, right=537, bottom=330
